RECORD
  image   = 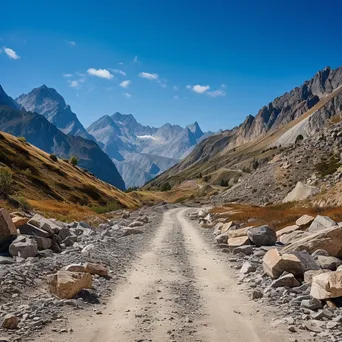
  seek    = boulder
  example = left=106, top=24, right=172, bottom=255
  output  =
left=58, top=227, right=72, bottom=241
left=276, top=225, right=301, bottom=238
left=282, top=181, right=319, bottom=203
left=310, top=271, right=342, bottom=300
left=29, top=214, right=62, bottom=234
left=315, top=256, right=342, bottom=271
left=9, top=236, right=38, bottom=259
left=262, top=249, right=318, bottom=279
left=233, top=245, right=254, bottom=255
left=2, top=314, right=18, bottom=329
left=65, top=264, right=85, bottom=272
left=228, top=236, right=251, bottom=247
left=279, top=231, right=310, bottom=245
left=304, top=270, right=332, bottom=284
left=47, top=271, right=92, bottom=299
left=84, top=262, right=109, bottom=277
left=301, top=297, right=323, bottom=310
left=33, top=236, right=52, bottom=250
left=0, top=208, right=17, bottom=237
left=18, top=223, right=50, bottom=238
left=247, top=225, right=276, bottom=247
left=308, top=215, right=336, bottom=233
left=228, top=226, right=253, bottom=239
left=198, top=210, right=207, bottom=218
left=296, top=214, right=315, bottom=228
left=270, top=273, right=301, bottom=288
left=311, top=249, right=329, bottom=257
left=122, top=227, right=144, bottom=236
left=213, top=222, right=223, bottom=236
left=11, top=216, right=29, bottom=228
left=215, top=231, right=229, bottom=244
left=282, top=226, right=342, bottom=257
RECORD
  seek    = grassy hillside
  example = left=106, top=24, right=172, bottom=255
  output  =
left=0, top=130, right=140, bottom=220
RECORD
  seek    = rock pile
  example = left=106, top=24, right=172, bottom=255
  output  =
left=194, top=208, right=342, bottom=341
left=0, top=205, right=164, bottom=341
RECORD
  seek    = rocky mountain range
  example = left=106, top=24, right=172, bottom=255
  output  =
left=0, top=86, right=125, bottom=190
left=88, top=113, right=212, bottom=187
left=148, top=66, right=342, bottom=189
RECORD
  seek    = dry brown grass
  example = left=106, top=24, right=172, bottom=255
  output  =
left=210, top=203, right=342, bottom=231
left=0, top=131, right=141, bottom=218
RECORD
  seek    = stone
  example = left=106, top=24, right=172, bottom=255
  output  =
left=252, top=289, right=263, bottom=299
left=276, top=225, right=301, bottom=238
left=262, top=249, right=317, bottom=279
left=11, top=216, right=29, bottom=228
left=232, top=245, right=253, bottom=255
left=47, top=271, right=92, bottom=299
left=279, top=231, right=310, bottom=245
left=213, top=222, right=223, bottom=236
left=311, top=249, right=329, bottom=257
left=1, top=314, right=18, bottom=329
left=304, top=270, right=332, bottom=284
left=9, top=235, right=38, bottom=259
left=282, top=181, right=319, bottom=203
left=122, top=228, right=143, bottom=236
left=310, top=271, right=342, bottom=299
left=215, top=231, right=229, bottom=244
left=81, top=244, right=95, bottom=255
left=247, top=225, right=276, bottom=247
left=282, top=226, right=342, bottom=257
left=0, top=256, right=15, bottom=264
left=18, top=223, right=50, bottom=238
left=240, top=261, right=256, bottom=274
left=296, top=214, right=315, bottom=228
left=198, top=210, right=207, bottom=218
left=221, top=221, right=235, bottom=234
left=270, top=273, right=301, bottom=288
left=301, top=297, right=323, bottom=310
left=0, top=208, right=17, bottom=237
left=228, top=235, right=251, bottom=247
left=29, top=214, right=62, bottom=234
left=84, top=262, right=109, bottom=277
left=65, top=264, right=85, bottom=272
left=228, top=226, right=253, bottom=239
left=128, top=221, right=144, bottom=228
left=34, top=236, right=52, bottom=250
left=58, top=228, right=72, bottom=241
left=315, top=256, right=342, bottom=271
left=308, top=215, right=337, bottom=233
left=136, top=215, right=148, bottom=224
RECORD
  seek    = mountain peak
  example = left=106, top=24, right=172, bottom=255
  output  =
left=186, top=121, right=203, bottom=139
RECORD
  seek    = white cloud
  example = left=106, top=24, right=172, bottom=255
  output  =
left=139, top=72, right=159, bottom=80
left=63, top=73, right=73, bottom=78
left=120, top=80, right=131, bottom=88
left=192, top=84, right=210, bottom=94
left=112, top=69, right=126, bottom=76
left=186, top=85, right=191, bottom=90
left=87, top=68, right=113, bottom=79
left=207, top=89, right=226, bottom=97
left=133, top=55, right=139, bottom=63
left=3, top=47, right=20, bottom=60
left=68, top=80, right=80, bottom=88
left=123, top=92, right=132, bottom=98
left=66, top=40, right=76, bottom=46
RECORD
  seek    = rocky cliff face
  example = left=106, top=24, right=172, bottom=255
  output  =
left=0, top=86, right=125, bottom=190
left=16, top=85, right=94, bottom=141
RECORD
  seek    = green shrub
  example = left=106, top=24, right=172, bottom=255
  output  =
left=160, top=182, right=172, bottom=191
left=91, top=201, right=122, bottom=214
left=49, top=154, right=58, bottom=162
left=0, top=167, right=13, bottom=194
left=13, top=195, right=31, bottom=211
left=70, top=156, right=78, bottom=166
left=17, top=136, right=27, bottom=143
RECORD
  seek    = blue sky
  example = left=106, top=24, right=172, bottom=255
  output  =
left=1, top=0, right=341, bottom=132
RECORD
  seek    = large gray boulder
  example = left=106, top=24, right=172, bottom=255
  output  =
left=308, top=215, right=336, bottom=233
left=282, top=182, right=319, bottom=203
left=9, top=235, right=38, bottom=259
left=18, top=223, right=50, bottom=238
left=315, top=256, right=342, bottom=271
left=247, top=225, right=276, bottom=247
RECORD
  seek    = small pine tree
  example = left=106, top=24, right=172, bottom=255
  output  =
left=70, top=156, right=78, bottom=166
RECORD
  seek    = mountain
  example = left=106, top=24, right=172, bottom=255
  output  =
left=0, top=85, right=19, bottom=110
left=0, top=86, right=125, bottom=190
left=16, top=85, right=94, bottom=141
left=87, top=114, right=212, bottom=187
left=147, top=66, right=342, bottom=190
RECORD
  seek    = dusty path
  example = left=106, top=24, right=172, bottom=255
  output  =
left=36, top=208, right=303, bottom=342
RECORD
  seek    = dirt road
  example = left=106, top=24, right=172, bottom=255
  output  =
left=36, top=208, right=304, bottom=342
